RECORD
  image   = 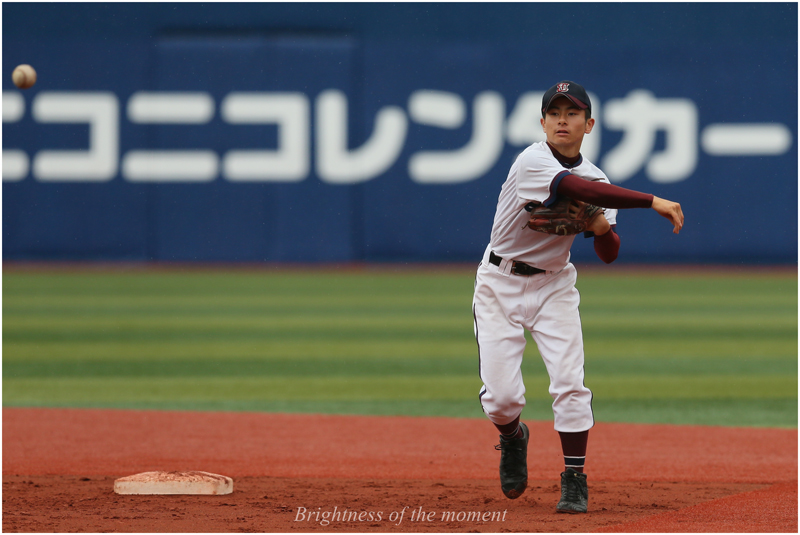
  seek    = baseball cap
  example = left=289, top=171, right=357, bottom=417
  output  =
left=541, top=81, right=591, bottom=116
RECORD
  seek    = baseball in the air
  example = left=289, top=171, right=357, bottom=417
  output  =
left=12, top=64, right=37, bottom=89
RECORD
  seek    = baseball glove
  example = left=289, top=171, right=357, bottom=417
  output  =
left=525, top=197, right=603, bottom=236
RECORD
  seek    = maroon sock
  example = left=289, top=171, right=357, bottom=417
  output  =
left=494, top=417, right=522, bottom=439
left=558, top=430, right=589, bottom=473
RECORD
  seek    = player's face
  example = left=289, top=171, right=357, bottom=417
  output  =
left=540, top=97, right=595, bottom=157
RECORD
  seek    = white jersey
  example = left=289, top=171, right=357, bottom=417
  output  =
left=487, top=141, right=617, bottom=272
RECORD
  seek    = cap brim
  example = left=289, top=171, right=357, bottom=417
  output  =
left=543, top=94, right=589, bottom=111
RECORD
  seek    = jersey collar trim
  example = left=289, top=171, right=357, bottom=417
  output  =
left=546, top=141, right=583, bottom=169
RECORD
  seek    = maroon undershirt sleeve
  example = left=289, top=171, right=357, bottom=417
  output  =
left=557, top=173, right=654, bottom=209
left=593, top=226, right=620, bottom=263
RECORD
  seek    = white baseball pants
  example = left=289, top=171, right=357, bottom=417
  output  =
left=472, top=252, right=594, bottom=433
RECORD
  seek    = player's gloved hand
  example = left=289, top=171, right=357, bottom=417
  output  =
left=584, top=206, right=611, bottom=236
left=651, top=196, right=684, bottom=234
left=526, top=197, right=603, bottom=236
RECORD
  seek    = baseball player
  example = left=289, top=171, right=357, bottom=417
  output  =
left=472, top=81, right=683, bottom=513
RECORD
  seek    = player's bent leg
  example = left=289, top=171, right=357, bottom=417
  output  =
left=475, top=331, right=529, bottom=500
left=473, top=265, right=530, bottom=499
left=473, top=268, right=528, bottom=424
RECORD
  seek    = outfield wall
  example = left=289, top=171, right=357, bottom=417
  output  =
left=3, top=3, right=797, bottom=264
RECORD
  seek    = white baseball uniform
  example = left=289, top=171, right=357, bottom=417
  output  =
left=473, top=140, right=617, bottom=433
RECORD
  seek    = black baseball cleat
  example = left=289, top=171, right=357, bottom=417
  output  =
left=494, top=422, right=529, bottom=499
left=556, top=468, right=588, bottom=513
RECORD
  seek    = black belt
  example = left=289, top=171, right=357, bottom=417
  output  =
left=489, top=251, right=546, bottom=276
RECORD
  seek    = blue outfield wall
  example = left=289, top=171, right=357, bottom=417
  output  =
left=2, top=3, right=797, bottom=264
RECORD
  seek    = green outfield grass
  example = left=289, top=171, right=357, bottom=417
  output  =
left=3, top=267, right=797, bottom=428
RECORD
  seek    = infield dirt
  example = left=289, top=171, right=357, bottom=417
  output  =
left=3, top=408, right=797, bottom=532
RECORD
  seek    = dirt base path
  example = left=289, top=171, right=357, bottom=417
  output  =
left=3, top=408, right=797, bottom=532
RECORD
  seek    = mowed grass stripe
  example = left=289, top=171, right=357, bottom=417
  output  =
left=4, top=338, right=795, bottom=363
left=2, top=294, right=470, bottom=312
left=3, top=377, right=483, bottom=404
left=3, top=354, right=795, bottom=378
left=2, top=340, right=478, bottom=362
left=1, top=272, right=475, bottom=298
left=4, top=375, right=794, bottom=407
left=5, top=311, right=794, bottom=326
left=3, top=315, right=470, bottom=330
left=4, top=315, right=793, bottom=344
